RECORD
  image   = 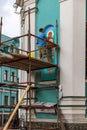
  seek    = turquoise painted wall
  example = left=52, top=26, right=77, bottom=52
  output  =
left=0, top=67, right=2, bottom=82
left=36, top=0, right=60, bottom=34
left=0, top=35, right=19, bottom=113
left=36, top=0, right=60, bottom=82
left=35, top=0, right=60, bottom=119
left=1, top=34, right=19, bottom=47
left=1, top=34, right=19, bottom=52
left=1, top=66, right=18, bottom=83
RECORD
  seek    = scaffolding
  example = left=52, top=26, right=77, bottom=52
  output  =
left=0, top=32, right=63, bottom=130
left=0, top=11, right=66, bottom=130
left=0, top=10, right=86, bottom=130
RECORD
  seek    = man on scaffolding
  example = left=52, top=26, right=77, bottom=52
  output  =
left=36, top=28, right=47, bottom=60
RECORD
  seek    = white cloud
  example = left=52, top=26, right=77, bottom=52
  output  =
left=0, top=0, right=20, bottom=37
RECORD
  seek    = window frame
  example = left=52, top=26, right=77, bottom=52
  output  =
left=4, top=70, right=8, bottom=81
left=4, top=96, right=8, bottom=106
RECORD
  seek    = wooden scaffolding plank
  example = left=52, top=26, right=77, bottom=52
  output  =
left=0, top=52, right=58, bottom=71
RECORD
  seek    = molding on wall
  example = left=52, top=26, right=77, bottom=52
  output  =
left=60, top=0, right=69, bottom=3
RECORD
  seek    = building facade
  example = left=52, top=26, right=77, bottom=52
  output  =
left=0, top=34, right=19, bottom=126
left=17, top=0, right=60, bottom=122
left=60, top=0, right=86, bottom=122
left=14, top=0, right=87, bottom=129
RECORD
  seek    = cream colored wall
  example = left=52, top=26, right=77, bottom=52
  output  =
left=60, top=0, right=86, bottom=123
left=60, top=0, right=85, bottom=97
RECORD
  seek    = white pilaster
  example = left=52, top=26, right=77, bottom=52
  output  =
left=19, top=0, right=37, bottom=120
left=60, top=0, right=86, bottom=123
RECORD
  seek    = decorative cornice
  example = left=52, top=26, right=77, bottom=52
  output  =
left=24, top=0, right=37, bottom=5
left=23, top=7, right=37, bottom=14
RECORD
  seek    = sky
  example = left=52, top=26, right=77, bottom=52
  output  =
left=0, top=0, right=20, bottom=37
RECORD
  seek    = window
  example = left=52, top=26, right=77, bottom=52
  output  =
left=4, top=96, right=8, bottom=106
left=10, top=45, right=14, bottom=53
left=4, top=70, right=8, bottom=81
left=11, top=72, right=16, bottom=82
left=11, top=97, right=15, bottom=105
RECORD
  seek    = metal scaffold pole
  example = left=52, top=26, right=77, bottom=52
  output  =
left=3, top=85, right=31, bottom=130
left=27, top=8, right=32, bottom=130
left=56, top=19, right=59, bottom=128
left=0, top=17, right=2, bottom=42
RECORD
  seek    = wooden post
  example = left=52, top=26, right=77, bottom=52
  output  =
left=3, top=85, right=31, bottom=130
